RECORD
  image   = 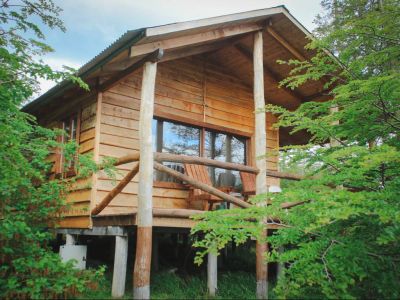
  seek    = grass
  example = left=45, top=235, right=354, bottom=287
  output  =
left=82, top=270, right=276, bottom=299
left=79, top=237, right=275, bottom=299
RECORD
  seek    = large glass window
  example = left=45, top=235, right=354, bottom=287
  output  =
left=205, top=131, right=246, bottom=190
left=153, top=119, right=200, bottom=181
left=152, top=118, right=247, bottom=189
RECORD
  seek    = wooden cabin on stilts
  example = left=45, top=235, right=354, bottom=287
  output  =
left=24, top=6, right=330, bottom=299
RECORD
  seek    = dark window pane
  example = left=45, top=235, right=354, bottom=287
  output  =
left=63, top=119, right=70, bottom=142
left=70, top=116, right=78, bottom=141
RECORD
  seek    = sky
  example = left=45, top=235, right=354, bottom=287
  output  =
left=39, top=0, right=324, bottom=94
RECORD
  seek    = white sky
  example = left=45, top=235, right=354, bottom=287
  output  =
left=39, top=0, right=324, bottom=95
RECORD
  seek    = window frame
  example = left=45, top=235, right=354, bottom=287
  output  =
left=152, top=116, right=249, bottom=187
left=55, top=110, right=81, bottom=177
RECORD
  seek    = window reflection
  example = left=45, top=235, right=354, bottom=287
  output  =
left=205, top=131, right=246, bottom=190
left=152, top=118, right=247, bottom=189
left=163, top=121, right=200, bottom=156
left=152, top=119, right=200, bottom=182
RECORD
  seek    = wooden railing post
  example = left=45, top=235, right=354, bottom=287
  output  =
left=253, top=30, right=269, bottom=300
left=133, top=60, right=158, bottom=300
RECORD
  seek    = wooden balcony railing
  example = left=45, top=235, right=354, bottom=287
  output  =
left=91, top=151, right=306, bottom=216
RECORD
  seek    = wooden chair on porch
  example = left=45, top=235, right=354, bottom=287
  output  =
left=184, top=163, right=228, bottom=211
left=240, top=172, right=256, bottom=201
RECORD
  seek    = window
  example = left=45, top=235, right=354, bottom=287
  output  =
left=55, top=113, right=80, bottom=176
left=152, top=118, right=247, bottom=189
left=205, top=131, right=246, bottom=189
left=153, top=119, right=200, bottom=181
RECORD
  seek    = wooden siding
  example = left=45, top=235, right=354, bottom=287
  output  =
left=94, top=55, right=279, bottom=216
left=47, top=99, right=97, bottom=228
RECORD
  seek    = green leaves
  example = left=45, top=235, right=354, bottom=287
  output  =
left=0, top=1, right=102, bottom=298
left=192, top=0, right=400, bottom=298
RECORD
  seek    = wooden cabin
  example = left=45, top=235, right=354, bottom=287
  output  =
left=23, top=6, right=329, bottom=299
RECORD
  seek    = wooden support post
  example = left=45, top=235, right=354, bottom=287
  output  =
left=276, top=246, right=284, bottom=280
left=112, top=235, right=128, bottom=298
left=66, top=234, right=76, bottom=245
left=207, top=252, right=218, bottom=297
left=253, top=30, right=269, bottom=300
left=133, top=60, right=158, bottom=300
left=256, top=231, right=268, bottom=299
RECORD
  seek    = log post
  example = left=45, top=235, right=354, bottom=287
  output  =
left=207, top=252, right=218, bottom=297
left=253, top=30, right=268, bottom=300
left=133, top=60, right=158, bottom=299
left=112, top=234, right=128, bottom=298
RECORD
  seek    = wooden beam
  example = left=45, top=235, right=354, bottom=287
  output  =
left=234, top=44, right=304, bottom=105
left=98, top=151, right=305, bottom=181
left=100, top=48, right=163, bottom=93
left=152, top=208, right=204, bottom=218
left=266, top=26, right=306, bottom=61
left=91, top=163, right=139, bottom=216
left=253, top=31, right=269, bottom=300
left=154, top=152, right=258, bottom=174
left=103, top=35, right=246, bottom=74
left=161, top=36, right=245, bottom=62
left=130, top=22, right=263, bottom=57
left=102, top=56, right=142, bottom=73
left=133, top=61, right=158, bottom=300
left=153, top=162, right=251, bottom=208
left=266, top=170, right=303, bottom=181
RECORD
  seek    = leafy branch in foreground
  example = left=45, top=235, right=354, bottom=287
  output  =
left=0, top=1, right=105, bottom=298
left=192, top=0, right=400, bottom=298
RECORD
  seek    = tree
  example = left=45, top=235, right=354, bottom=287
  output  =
left=0, top=1, right=104, bottom=298
left=192, top=0, right=400, bottom=298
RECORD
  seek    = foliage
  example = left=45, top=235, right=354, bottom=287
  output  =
left=192, top=0, right=400, bottom=298
left=0, top=1, right=105, bottom=298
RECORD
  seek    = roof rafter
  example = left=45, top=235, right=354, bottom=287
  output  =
left=265, top=26, right=306, bottom=61
left=234, top=43, right=303, bottom=106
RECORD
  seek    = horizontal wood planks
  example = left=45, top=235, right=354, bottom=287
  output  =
left=52, top=99, right=97, bottom=228
left=94, top=55, right=279, bottom=216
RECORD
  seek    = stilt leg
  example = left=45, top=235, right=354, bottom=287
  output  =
left=256, top=230, right=268, bottom=299
left=207, top=252, right=218, bottom=297
left=112, top=235, right=128, bottom=298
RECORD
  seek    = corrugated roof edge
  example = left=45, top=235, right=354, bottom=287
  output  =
left=22, top=28, right=145, bottom=112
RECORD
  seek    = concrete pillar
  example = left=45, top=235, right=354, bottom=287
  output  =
left=112, top=235, right=128, bottom=298
left=207, top=252, right=218, bottom=296
left=66, top=234, right=76, bottom=245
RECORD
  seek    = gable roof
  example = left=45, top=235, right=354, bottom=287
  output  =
left=23, top=5, right=319, bottom=114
